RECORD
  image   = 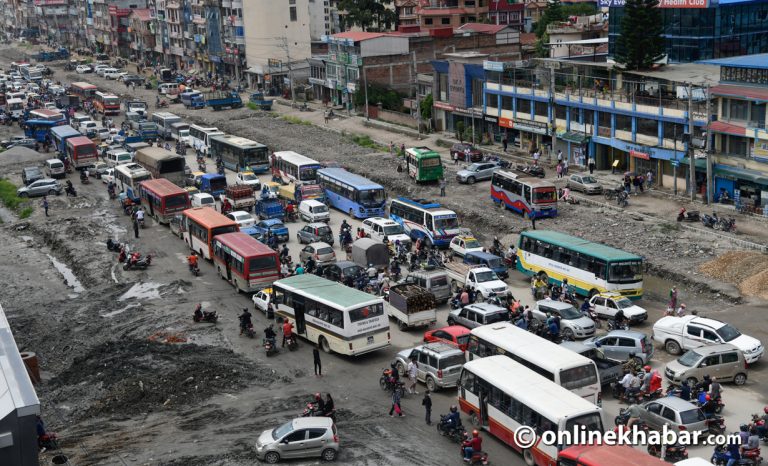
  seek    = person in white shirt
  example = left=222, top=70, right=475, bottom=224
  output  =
left=407, top=358, right=419, bottom=395
left=135, top=208, right=145, bottom=221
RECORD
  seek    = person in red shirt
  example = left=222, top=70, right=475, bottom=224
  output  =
left=463, top=430, right=482, bottom=461
left=282, top=321, right=294, bottom=347
left=648, top=368, right=662, bottom=393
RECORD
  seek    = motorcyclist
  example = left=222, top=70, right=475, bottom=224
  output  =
left=305, top=256, right=316, bottom=274
left=193, top=303, right=203, bottom=322
left=614, top=308, right=626, bottom=328
left=285, top=202, right=295, bottom=220
left=743, top=427, right=760, bottom=456
left=187, top=252, right=199, bottom=272
left=492, top=236, right=502, bottom=253
left=463, top=430, right=483, bottom=461
left=282, top=320, right=294, bottom=347
left=696, top=374, right=713, bottom=394
left=239, top=308, right=252, bottom=335
left=340, top=220, right=350, bottom=233
left=280, top=244, right=290, bottom=262
left=390, top=260, right=401, bottom=281
left=648, top=367, right=662, bottom=394
left=440, top=405, right=461, bottom=432
left=623, top=353, right=638, bottom=373
left=322, top=393, right=335, bottom=417
left=135, top=207, right=145, bottom=224
left=701, top=394, right=718, bottom=419
left=679, top=379, right=692, bottom=401
left=366, top=263, right=378, bottom=279
left=264, top=324, right=277, bottom=347
left=313, top=392, right=326, bottom=414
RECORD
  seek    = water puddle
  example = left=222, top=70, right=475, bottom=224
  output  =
left=47, top=254, right=85, bottom=293
left=101, top=303, right=141, bottom=318
left=118, top=282, right=164, bottom=301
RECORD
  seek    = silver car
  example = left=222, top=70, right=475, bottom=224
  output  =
left=299, top=242, right=336, bottom=265
left=255, top=417, right=339, bottom=463
left=447, top=303, right=509, bottom=329
left=17, top=178, right=61, bottom=197
left=582, top=330, right=654, bottom=365
left=297, top=222, right=334, bottom=245
left=393, top=342, right=465, bottom=391
left=637, top=397, right=708, bottom=433
left=455, top=162, right=499, bottom=184
left=566, top=174, right=603, bottom=194
left=532, top=300, right=596, bottom=339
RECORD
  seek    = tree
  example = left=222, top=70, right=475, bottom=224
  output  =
left=419, top=93, right=433, bottom=122
left=534, top=0, right=565, bottom=39
left=338, top=0, right=397, bottom=32
left=614, top=0, right=665, bottom=70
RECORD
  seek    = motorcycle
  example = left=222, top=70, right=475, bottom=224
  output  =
left=647, top=442, right=688, bottom=462
left=106, top=238, right=123, bottom=252
left=123, top=253, right=152, bottom=271
left=301, top=401, right=337, bottom=422
left=193, top=309, right=218, bottom=323
left=460, top=433, right=489, bottom=465
left=379, top=368, right=406, bottom=394
left=716, top=217, right=736, bottom=233
left=707, top=415, right=726, bottom=435
left=156, top=99, right=168, bottom=108
left=286, top=333, right=298, bottom=351
left=65, top=182, right=77, bottom=197
left=677, top=207, right=700, bottom=222
left=107, top=186, right=116, bottom=199
left=80, top=171, right=90, bottom=184
left=711, top=444, right=762, bottom=466
left=138, top=217, right=146, bottom=229
left=263, top=337, right=278, bottom=356
left=607, top=319, right=629, bottom=331
left=702, top=213, right=719, bottom=228
left=436, top=415, right=464, bottom=443
left=240, top=318, right=255, bottom=338
left=189, top=262, right=200, bottom=276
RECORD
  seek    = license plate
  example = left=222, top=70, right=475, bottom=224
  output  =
left=367, top=336, right=374, bottom=345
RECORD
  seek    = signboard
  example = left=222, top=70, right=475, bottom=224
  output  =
left=570, top=121, right=586, bottom=133
left=599, top=0, right=708, bottom=7
left=499, top=117, right=513, bottom=129
left=483, top=61, right=509, bottom=72
left=630, top=149, right=650, bottom=160
left=308, top=77, right=326, bottom=86
left=33, top=0, right=67, bottom=5
left=434, top=101, right=455, bottom=112
left=448, top=62, right=466, bottom=109
left=268, top=58, right=282, bottom=68
left=512, top=117, right=549, bottom=135
left=484, top=115, right=498, bottom=124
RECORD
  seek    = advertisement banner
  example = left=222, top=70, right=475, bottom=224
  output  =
left=512, top=118, right=549, bottom=135
left=448, top=62, right=466, bottom=109
left=630, top=149, right=650, bottom=160
left=499, top=117, right=513, bottom=129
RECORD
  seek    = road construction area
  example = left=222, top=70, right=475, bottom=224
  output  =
left=2, top=45, right=768, bottom=465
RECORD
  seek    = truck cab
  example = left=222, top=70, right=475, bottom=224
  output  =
left=463, top=267, right=508, bottom=300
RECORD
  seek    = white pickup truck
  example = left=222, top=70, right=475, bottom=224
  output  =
left=445, top=265, right=508, bottom=300
left=652, top=315, right=764, bottom=364
left=386, top=283, right=437, bottom=330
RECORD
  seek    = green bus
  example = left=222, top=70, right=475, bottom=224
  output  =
left=405, top=146, right=444, bottom=183
left=516, top=230, right=643, bottom=299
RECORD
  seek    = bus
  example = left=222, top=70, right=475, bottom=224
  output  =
left=188, top=125, right=223, bottom=157
left=517, top=230, right=643, bottom=299
left=273, top=150, right=322, bottom=185
left=209, top=134, right=270, bottom=173
left=23, top=119, right=66, bottom=142
left=94, top=92, right=121, bottom=115
left=180, top=207, right=239, bottom=259
left=65, top=136, right=98, bottom=169
left=404, top=146, right=443, bottom=183
left=6, top=98, right=24, bottom=119
left=467, top=322, right=601, bottom=405
left=558, top=445, right=670, bottom=466
left=150, top=112, right=182, bottom=140
left=138, top=178, right=191, bottom=224
left=388, top=197, right=460, bottom=248
left=491, top=170, right=558, bottom=219
left=50, top=125, right=81, bottom=154
left=28, top=109, right=65, bottom=122
left=459, top=356, right=604, bottom=466
left=115, top=163, right=152, bottom=203
left=272, top=274, right=391, bottom=355
left=70, top=82, right=98, bottom=101
left=134, top=146, right=186, bottom=187
left=212, top=232, right=281, bottom=293
left=317, top=168, right=386, bottom=218
left=20, top=65, right=42, bottom=82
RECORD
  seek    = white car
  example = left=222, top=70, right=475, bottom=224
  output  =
left=104, top=69, right=126, bottom=80
left=360, top=217, right=411, bottom=248
left=252, top=288, right=272, bottom=314
left=97, top=67, right=116, bottom=77
left=101, top=168, right=115, bottom=184
left=589, top=293, right=648, bottom=324
left=43, top=102, right=57, bottom=111
left=49, top=85, right=66, bottom=96
left=26, top=83, right=40, bottom=93
left=235, top=171, right=261, bottom=190
left=75, top=64, right=92, bottom=74
left=93, top=64, right=109, bottom=75
left=449, top=235, right=484, bottom=259
left=226, top=210, right=255, bottom=228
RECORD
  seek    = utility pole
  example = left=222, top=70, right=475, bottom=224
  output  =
left=363, top=65, right=369, bottom=120
left=550, top=67, right=558, bottom=161
left=705, top=84, right=713, bottom=205
left=412, top=50, right=421, bottom=138
left=687, top=82, right=695, bottom=201
left=279, top=36, right=296, bottom=104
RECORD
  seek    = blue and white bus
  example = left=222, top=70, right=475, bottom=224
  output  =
left=209, top=134, right=270, bottom=173
left=274, top=150, right=322, bottom=185
left=50, top=125, right=81, bottom=154
left=389, top=197, right=461, bottom=248
left=317, top=168, right=386, bottom=219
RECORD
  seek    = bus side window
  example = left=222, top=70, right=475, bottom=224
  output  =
left=425, top=213, right=434, bottom=230
left=524, top=184, right=531, bottom=202
left=460, top=370, right=476, bottom=393
left=467, top=336, right=479, bottom=355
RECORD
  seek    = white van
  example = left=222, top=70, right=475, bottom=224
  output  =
left=71, top=113, right=91, bottom=130
left=6, top=98, right=24, bottom=119
left=44, top=158, right=66, bottom=179
left=191, top=193, right=216, bottom=208
left=157, top=83, right=180, bottom=95
left=298, top=199, right=330, bottom=223
left=106, top=149, right=133, bottom=167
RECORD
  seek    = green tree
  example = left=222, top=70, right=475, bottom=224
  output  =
left=353, top=84, right=403, bottom=111
left=338, top=0, right=397, bottom=32
left=534, top=35, right=551, bottom=58
left=534, top=0, right=565, bottom=38
left=562, top=3, right=597, bottom=16
left=419, top=93, right=433, bottom=122
left=455, top=121, right=465, bottom=142
left=614, top=0, right=665, bottom=70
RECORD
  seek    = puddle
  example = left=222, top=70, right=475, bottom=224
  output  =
left=47, top=254, right=85, bottom=293
left=118, top=282, right=164, bottom=301
left=20, top=236, right=33, bottom=242
left=101, top=303, right=141, bottom=318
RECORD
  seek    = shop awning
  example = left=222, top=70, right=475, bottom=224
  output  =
left=679, top=157, right=707, bottom=170
left=559, top=131, right=590, bottom=144
left=709, top=121, right=747, bottom=137
left=714, top=164, right=768, bottom=185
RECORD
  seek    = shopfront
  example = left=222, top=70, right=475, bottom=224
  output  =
left=499, top=116, right=550, bottom=154
left=594, top=136, right=685, bottom=187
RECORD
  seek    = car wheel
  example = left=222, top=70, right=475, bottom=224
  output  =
left=264, top=451, right=280, bottom=464
left=467, top=176, right=476, bottom=184
left=734, top=373, right=747, bottom=386
left=665, top=339, right=682, bottom=355
left=447, top=317, right=455, bottom=326
left=19, top=192, right=28, bottom=198
left=685, top=377, right=698, bottom=387
left=562, top=328, right=575, bottom=340
left=426, top=376, right=437, bottom=392
left=321, top=448, right=337, bottom=461
left=48, top=189, right=56, bottom=195
left=396, top=361, right=406, bottom=376
left=633, top=357, right=644, bottom=367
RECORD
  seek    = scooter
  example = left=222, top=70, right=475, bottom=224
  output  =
left=189, top=262, right=200, bottom=276
left=65, top=184, right=77, bottom=196
left=607, top=319, right=629, bottom=331
left=716, top=217, right=736, bottom=233
left=460, top=433, right=489, bottom=465
left=436, top=415, right=464, bottom=443
left=711, top=444, right=762, bottom=466
left=123, top=253, right=152, bottom=271
left=193, top=308, right=218, bottom=323
left=677, top=207, right=700, bottom=222
left=286, top=333, right=298, bottom=351
left=702, top=213, right=719, bottom=228
left=240, top=318, right=255, bottom=338
left=379, top=368, right=406, bottom=394
left=647, top=442, right=688, bottom=462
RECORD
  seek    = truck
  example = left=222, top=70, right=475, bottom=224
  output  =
left=180, top=90, right=204, bottom=109
left=132, top=121, right=159, bottom=142
left=386, top=283, right=437, bottom=330
left=220, top=185, right=255, bottom=212
left=254, top=198, right=284, bottom=221
left=560, top=341, right=624, bottom=386
left=278, top=182, right=325, bottom=204
left=160, top=68, right=174, bottom=83
left=652, top=315, right=764, bottom=364
left=124, top=100, right=148, bottom=117
left=350, top=238, right=389, bottom=270
left=249, top=91, right=273, bottom=110
left=443, top=264, right=508, bottom=300
left=199, top=173, right=228, bottom=197
left=205, top=91, right=243, bottom=110
left=170, top=122, right=190, bottom=146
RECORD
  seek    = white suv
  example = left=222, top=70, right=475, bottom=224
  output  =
left=361, top=217, right=411, bottom=248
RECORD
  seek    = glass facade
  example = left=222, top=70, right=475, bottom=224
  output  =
left=609, top=2, right=768, bottom=63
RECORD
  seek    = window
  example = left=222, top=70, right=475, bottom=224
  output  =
left=516, top=98, right=531, bottom=115
left=615, top=114, right=632, bottom=132
left=686, top=326, right=701, bottom=337
left=460, top=370, right=477, bottom=393
left=636, top=118, right=658, bottom=138
left=721, top=352, right=739, bottom=364
left=501, top=95, right=512, bottom=110
left=727, top=99, right=748, bottom=120
left=441, top=17, right=450, bottom=25
left=307, top=428, right=326, bottom=439
left=661, top=407, right=677, bottom=422
left=646, top=403, right=662, bottom=415
left=348, top=303, right=384, bottom=322
left=289, top=6, right=297, bottom=21
left=535, top=101, right=548, bottom=118
left=702, top=330, right=719, bottom=342
left=701, top=355, right=720, bottom=367
left=283, top=430, right=306, bottom=442
left=425, top=18, right=433, bottom=25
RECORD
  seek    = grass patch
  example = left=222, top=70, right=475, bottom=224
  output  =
left=280, top=115, right=312, bottom=126
left=19, top=207, right=33, bottom=219
left=344, top=133, right=387, bottom=151
left=0, top=179, right=33, bottom=217
left=247, top=102, right=259, bottom=111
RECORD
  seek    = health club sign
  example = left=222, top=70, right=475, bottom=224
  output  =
left=598, top=0, right=709, bottom=7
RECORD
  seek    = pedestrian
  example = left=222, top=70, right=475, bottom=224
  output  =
left=439, top=177, right=446, bottom=197
left=646, top=170, right=653, bottom=189
left=556, top=162, right=563, bottom=179
left=389, top=388, right=404, bottom=417
left=588, top=156, right=596, bottom=175
left=502, top=135, right=508, bottom=152
left=389, top=141, right=394, bottom=155
left=313, top=344, right=322, bottom=377
left=407, top=357, right=418, bottom=395
left=638, top=174, right=645, bottom=193
left=324, top=110, right=329, bottom=124
left=532, top=150, right=540, bottom=165
left=41, top=197, right=49, bottom=217
left=669, top=286, right=678, bottom=310
left=422, top=390, right=432, bottom=425
left=133, top=217, right=140, bottom=238
left=557, top=150, right=563, bottom=163
left=563, top=158, right=569, bottom=176
left=453, top=151, right=459, bottom=165
left=464, top=147, right=471, bottom=163
left=400, top=143, right=405, bottom=157
left=529, top=211, right=536, bottom=230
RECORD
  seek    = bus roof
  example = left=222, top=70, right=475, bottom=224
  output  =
left=276, top=274, right=382, bottom=309
left=521, top=230, right=642, bottom=262
left=559, top=445, right=668, bottom=465
left=50, top=125, right=80, bottom=138
left=318, top=168, right=383, bottom=191
left=71, top=82, right=97, bottom=89
left=29, top=109, right=62, bottom=118
left=494, top=170, right=557, bottom=188
left=182, top=207, right=239, bottom=229
left=406, top=146, right=440, bottom=158
left=394, top=197, right=456, bottom=215
left=274, top=150, right=320, bottom=166
left=213, top=232, right=274, bottom=257
left=116, top=163, right=151, bottom=176
left=139, top=178, right=188, bottom=197
left=152, top=112, right=180, bottom=120
left=463, top=355, right=601, bottom=421
left=470, top=322, right=593, bottom=372
left=67, top=136, right=95, bottom=147
left=210, top=134, right=266, bottom=148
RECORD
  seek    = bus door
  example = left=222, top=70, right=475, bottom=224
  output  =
left=479, top=389, right=489, bottom=428
left=291, top=294, right=307, bottom=334
left=147, top=195, right=155, bottom=218
left=224, top=255, right=232, bottom=281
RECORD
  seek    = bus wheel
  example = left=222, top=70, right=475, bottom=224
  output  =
left=233, top=279, right=241, bottom=294
left=523, top=448, right=536, bottom=466
left=319, top=336, right=331, bottom=354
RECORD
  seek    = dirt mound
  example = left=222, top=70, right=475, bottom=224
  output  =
left=699, top=251, right=768, bottom=299
left=48, top=340, right=278, bottom=419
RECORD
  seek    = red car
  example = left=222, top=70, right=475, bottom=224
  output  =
left=450, top=143, right=483, bottom=163
left=423, top=325, right=471, bottom=351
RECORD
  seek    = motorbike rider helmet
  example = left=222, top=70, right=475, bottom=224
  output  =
left=705, top=394, right=711, bottom=401
left=644, top=365, right=651, bottom=372
left=450, top=405, right=457, bottom=413
left=628, top=352, right=636, bottom=358
left=703, top=374, right=711, bottom=381
left=472, top=430, right=479, bottom=438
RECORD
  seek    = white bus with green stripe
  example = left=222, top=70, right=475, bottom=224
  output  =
left=516, top=230, right=643, bottom=299
left=272, top=274, right=391, bottom=355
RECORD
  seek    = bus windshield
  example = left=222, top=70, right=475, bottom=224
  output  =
left=559, top=364, right=599, bottom=390
left=358, top=189, right=385, bottom=207
left=209, top=177, right=227, bottom=192
left=532, top=188, right=557, bottom=203
left=433, top=216, right=458, bottom=230
left=562, top=412, right=603, bottom=448
left=165, top=194, right=189, bottom=209
left=299, top=166, right=318, bottom=181
left=211, top=225, right=238, bottom=236
left=608, top=260, right=642, bottom=283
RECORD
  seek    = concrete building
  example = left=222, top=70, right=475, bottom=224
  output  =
left=488, top=0, right=524, bottom=31
left=432, top=51, right=488, bottom=133
left=129, top=9, right=156, bottom=63
left=109, top=1, right=146, bottom=58
left=220, top=0, right=246, bottom=78
left=546, top=14, right=607, bottom=59
left=34, top=0, right=70, bottom=45
left=395, top=0, right=419, bottom=26
left=405, top=0, right=490, bottom=30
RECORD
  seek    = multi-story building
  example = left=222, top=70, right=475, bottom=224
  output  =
left=34, top=0, right=71, bottom=44
left=92, top=0, right=112, bottom=53
left=110, top=2, right=145, bottom=58
left=547, top=14, right=607, bottom=59
left=413, top=0, right=490, bottom=29
left=607, top=0, right=768, bottom=63
left=129, top=9, right=156, bottom=63
left=2, top=0, right=36, bottom=41
left=220, top=0, right=245, bottom=78
left=395, top=0, right=419, bottom=26
left=488, top=0, right=523, bottom=31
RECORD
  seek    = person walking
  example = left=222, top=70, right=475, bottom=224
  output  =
left=439, top=177, right=446, bottom=197
left=313, top=344, right=322, bottom=377
left=502, top=135, right=508, bottom=152
left=563, top=158, right=569, bottom=176
left=389, top=388, right=404, bottom=417
left=453, top=151, right=459, bottom=165
left=41, top=197, right=49, bottom=217
left=669, top=286, right=678, bottom=310
left=646, top=170, right=653, bottom=189
left=389, top=141, right=394, bottom=156
left=556, top=162, right=563, bottom=179
left=133, top=217, right=140, bottom=238
left=407, top=357, right=418, bottom=395
left=422, top=390, right=432, bottom=425
left=400, top=143, right=405, bottom=157
left=588, top=156, right=596, bottom=175
left=529, top=211, right=537, bottom=230
left=557, top=150, right=563, bottom=163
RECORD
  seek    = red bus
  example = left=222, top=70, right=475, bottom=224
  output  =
left=212, top=232, right=281, bottom=293
left=28, top=108, right=66, bottom=122
left=70, top=82, right=98, bottom=101
left=94, top=91, right=120, bottom=115
left=181, top=207, right=239, bottom=260
left=66, top=136, right=98, bottom=169
left=559, top=445, right=669, bottom=466
left=138, top=178, right=191, bottom=224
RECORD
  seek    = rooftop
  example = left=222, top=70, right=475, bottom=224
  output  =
left=710, top=84, right=768, bottom=102
left=456, top=23, right=509, bottom=34
left=698, top=53, right=768, bottom=70
left=331, top=31, right=386, bottom=42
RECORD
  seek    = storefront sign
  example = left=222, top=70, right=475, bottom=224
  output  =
left=483, top=61, right=509, bottom=72
left=595, top=136, right=683, bottom=161
left=309, top=77, right=325, bottom=86
left=449, top=62, right=466, bottom=109
left=499, top=117, right=513, bottom=129
left=512, top=118, right=549, bottom=135
left=484, top=115, right=498, bottom=124
left=346, top=82, right=357, bottom=93
left=434, top=101, right=455, bottom=112
left=453, top=107, right=478, bottom=117
left=630, top=149, right=650, bottom=160
left=753, top=140, right=768, bottom=163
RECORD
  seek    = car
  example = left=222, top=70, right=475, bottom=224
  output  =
left=96, top=127, right=111, bottom=141
left=119, top=74, right=145, bottom=85
left=589, top=293, right=648, bottom=324
left=582, top=329, right=654, bottom=365
left=393, top=342, right=465, bottom=391
left=254, top=417, right=339, bottom=463
left=21, top=166, right=43, bottom=185
left=92, top=64, right=109, bottom=75
left=450, top=143, right=483, bottom=163
left=26, top=83, right=40, bottom=93
left=49, top=85, right=66, bottom=96
left=455, top=162, right=499, bottom=184
left=88, top=161, right=109, bottom=177
left=96, top=66, right=116, bottom=77
left=185, top=170, right=204, bottom=188
left=664, top=343, right=748, bottom=387
left=448, top=234, right=483, bottom=259
left=10, top=81, right=23, bottom=91
left=447, top=303, right=509, bottom=329
left=653, top=315, right=763, bottom=364
left=532, top=300, right=596, bottom=339
left=101, top=168, right=115, bottom=184
left=17, top=178, right=61, bottom=197
left=566, top=174, right=603, bottom=194
left=79, top=121, right=99, bottom=138
left=299, top=242, right=336, bottom=265
left=75, top=64, right=93, bottom=74
left=257, top=219, right=289, bottom=242
left=423, top=325, right=471, bottom=351
left=360, top=217, right=411, bottom=248
left=637, top=397, right=708, bottom=433
left=226, top=210, right=256, bottom=228
left=235, top=171, right=261, bottom=190
left=241, top=226, right=268, bottom=242
left=316, top=261, right=363, bottom=282
left=252, top=288, right=272, bottom=314
left=4, top=138, right=36, bottom=149
left=297, top=222, right=334, bottom=245
left=43, top=102, right=58, bottom=111
left=105, top=70, right=128, bottom=80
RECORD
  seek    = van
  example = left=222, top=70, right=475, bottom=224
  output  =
left=664, top=343, right=748, bottom=386
left=404, top=270, right=451, bottom=303
left=157, top=83, right=180, bottom=95
left=298, top=199, right=330, bottom=223
left=191, top=193, right=216, bottom=208
left=44, top=158, right=66, bottom=178
left=106, top=149, right=132, bottom=167
left=22, top=166, right=43, bottom=185
left=71, top=113, right=91, bottom=130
